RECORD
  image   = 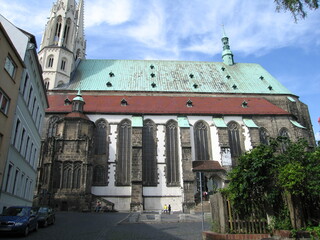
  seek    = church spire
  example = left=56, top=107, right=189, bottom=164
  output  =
left=221, top=26, right=234, bottom=66
left=38, top=0, right=86, bottom=90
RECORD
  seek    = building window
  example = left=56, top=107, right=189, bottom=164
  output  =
left=142, top=119, right=157, bottom=186
left=27, top=86, right=33, bottom=107
left=4, top=55, right=16, bottom=78
left=22, top=74, right=29, bottom=96
left=4, top=163, right=13, bottom=192
left=24, top=136, right=30, bottom=158
left=47, top=56, right=54, bottom=68
left=227, top=121, right=243, bottom=160
left=94, top=120, right=108, bottom=155
left=47, top=116, right=59, bottom=137
left=194, top=121, right=211, bottom=160
left=12, top=119, right=20, bottom=148
left=73, top=163, right=81, bottom=189
left=60, top=59, right=66, bottom=71
left=62, top=162, right=72, bottom=189
left=165, top=120, right=180, bottom=186
left=116, top=119, right=132, bottom=186
left=12, top=169, right=19, bottom=195
left=54, top=16, right=62, bottom=44
left=0, top=89, right=10, bottom=115
left=93, top=165, right=106, bottom=186
left=62, top=18, right=71, bottom=46
left=259, top=128, right=269, bottom=145
left=19, top=128, right=26, bottom=153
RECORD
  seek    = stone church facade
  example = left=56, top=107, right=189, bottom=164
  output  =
left=34, top=0, right=316, bottom=212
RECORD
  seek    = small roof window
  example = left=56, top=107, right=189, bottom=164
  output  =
left=232, top=84, right=237, bottom=89
left=259, top=76, right=264, bottom=80
left=186, top=99, right=193, bottom=107
left=226, top=75, right=231, bottom=79
left=64, top=98, right=72, bottom=105
left=150, top=64, right=154, bottom=69
left=241, top=100, right=248, bottom=108
left=221, top=67, right=225, bottom=71
left=151, top=82, right=156, bottom=88
left=193, top=83, right=198, bottom=89
left=109, top=72, right=115, bottom=77
left=121, top=98, right=128, bottom=106
left=150, top=73, right=155, bottom=78
left=268, top=85, right=273, bottom=90
left=106, top=82, right=112, bottom=87
left=189, top=74, right=194, bottom=78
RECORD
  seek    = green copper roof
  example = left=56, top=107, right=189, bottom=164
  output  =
left=59, top=59, right=292, bottom=95
left=213, top=118, right=227, bottom=128
left=243, top=118, right=259, bottom=128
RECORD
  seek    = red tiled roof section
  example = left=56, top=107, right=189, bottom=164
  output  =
left=192, top=160, right=225, bottom=171
left=47, top=95, right=289, bottom=115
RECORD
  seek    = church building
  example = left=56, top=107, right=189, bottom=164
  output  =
left=34, top=0, right=316, bottom=212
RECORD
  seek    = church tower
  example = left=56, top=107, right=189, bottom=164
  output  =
left=38, top=0, right=86, bottom=90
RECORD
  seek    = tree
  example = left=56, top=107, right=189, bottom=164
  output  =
left=222, top=138, right=320, bottom=230
left=274, top=0, right=319, bottom=21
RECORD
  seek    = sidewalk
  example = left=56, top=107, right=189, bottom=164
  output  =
left=120, top=211, right=212, bottom=224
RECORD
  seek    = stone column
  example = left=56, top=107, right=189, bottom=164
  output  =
left=130, top=128, right=143, bottom=212
left=180, top=127, right=196, bottom=213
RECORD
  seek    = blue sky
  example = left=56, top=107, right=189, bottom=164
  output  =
left=1, top=0, right=319, bottom=140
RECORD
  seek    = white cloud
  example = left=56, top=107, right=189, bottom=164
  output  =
left=85, top=0, right=132, bottom=27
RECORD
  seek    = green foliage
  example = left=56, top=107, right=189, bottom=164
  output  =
left=305, top=225, right=320, bottom=239
left=274, top=0, right=319, bottom=21
left=272, top=207, right=292, bottom=230
left=224, top=138, right=320, bottom=228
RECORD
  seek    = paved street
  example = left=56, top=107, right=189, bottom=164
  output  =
left=0, top=211, right=211, bottom=240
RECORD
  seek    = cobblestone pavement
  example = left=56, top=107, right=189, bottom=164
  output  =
left=0, top=211, right=211, bottom=240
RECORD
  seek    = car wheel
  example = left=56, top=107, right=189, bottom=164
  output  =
left=35, top=222, right=39, bottom=231
left=23, top=226, right=29, bottom=237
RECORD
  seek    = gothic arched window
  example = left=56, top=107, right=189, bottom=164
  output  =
left=259, top=128, right=269, bottom=145
left=62, top=162, right=72, bottom=189
left=47, top=116, right=60, bottom=138
left=194, top=121, right=211, bottom=160
left=62, top=18, right=71, bottom=46
left=73, top=162, right=81, bottom=189
left=94, top=119, right=108, bottom=155
left=47, top=55, right=54, bottom=68
left=165, top=120, right=180, bottom=186
left=93, top=165, right=106, bottom=186
left=116, top=119, right=132, bottom=186
left=54, top=16, right=62, bottom=44
left=142, top=119, right=157, bottom=186
left=227, top=121, right=243, bottom=159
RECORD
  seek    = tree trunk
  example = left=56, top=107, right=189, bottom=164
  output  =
left=284, top=192, right=304, bottom=229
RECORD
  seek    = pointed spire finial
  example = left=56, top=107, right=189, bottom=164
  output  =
left=221, top=25, right=234, bottom=66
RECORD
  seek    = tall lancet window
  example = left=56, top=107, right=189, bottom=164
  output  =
left=73, top=162, right=81, bottom=189
left=94, top=119, right=108, bottom=155
left=259, top=128, right=269, bottom=145
left=194, top=121, right=211, bottom=160
left=62, top=18, right=71, bottom=47
left=54, top=16, right=62, bottom=45
left=142, top=119, right=157, bottom=186
left=227, top=121, right=243, bottom=160
left=165, top=120, right=180, bottom=186
left=116, top=119, right=131, bottom=186
left=47, top=116, right=60, bottom=138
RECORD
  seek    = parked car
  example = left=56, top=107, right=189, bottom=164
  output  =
left=0, top=206, right=39, bottom=236
left=37, top=206, right=55, bottom=227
